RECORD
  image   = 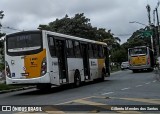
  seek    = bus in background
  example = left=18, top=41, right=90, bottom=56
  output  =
left=5, top=30, right=110, bottom=90
left=128, top=46, right=154, bottom=73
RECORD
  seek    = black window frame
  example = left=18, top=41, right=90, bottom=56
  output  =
left=74, top=41, right=81, bottom=58
left=88, top=43, right=94, bottom=58
left=93, top=44, right=98, bottom=58
left=66, top=40, right=75, bottom=58
left=47, top=35, right=57, bottom=57
left=6, top=31, right=43, bottom=56
left=98, top=45, right=104, bottom=58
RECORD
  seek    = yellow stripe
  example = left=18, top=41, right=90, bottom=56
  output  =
left=24, top=49, right=46, bottom=78
left=97, top=59, right=105, bottom=75
left=74, top=99, right=142, bottom=114
left=131, top=55, right=147, bottom=66
left=112, top=97, right=160, bottom=105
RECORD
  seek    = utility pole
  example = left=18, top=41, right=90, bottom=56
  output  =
left=155, top=1, right=160, bottom=57
left=146, top=4, right=151, bottom=25
left=146, top=4, right=154, bottom=54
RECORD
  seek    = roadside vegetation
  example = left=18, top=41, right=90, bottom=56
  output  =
left=0, top=83, right=24, bottom=91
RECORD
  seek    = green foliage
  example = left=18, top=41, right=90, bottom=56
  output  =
left=0, top=34, right=5, bottom=66
left=0, top=63, right=4, bottom=71
left=38, top=13, right=120, bottom=47
left=0, top=83, right=25, bottom=91
left=111, top=48, right=128, bottom=63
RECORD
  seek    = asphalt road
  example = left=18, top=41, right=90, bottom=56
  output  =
left=0, top=70, right=160, bottom=114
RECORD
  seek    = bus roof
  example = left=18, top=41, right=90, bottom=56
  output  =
left=128, top=46, right=148, bottom=50
left=6, top=30, right=107, bottom=46
left=44, top=30, right=107, bottom=46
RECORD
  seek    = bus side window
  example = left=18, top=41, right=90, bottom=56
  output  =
left=98, top=45, right=103, bottom=58
left=66, top=40, right=74, bottom=57
left=74, top=41, right=81, bottom=58
left=89, top=44, right=94, bottom=58
left=93, top=44, right=98, bottom=58
left=48, top=36, right=56, bottom=57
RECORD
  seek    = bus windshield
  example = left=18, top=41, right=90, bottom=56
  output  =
left=129, top=47, right=147, bottom=55
left=7, top=32, right=42, bottom=52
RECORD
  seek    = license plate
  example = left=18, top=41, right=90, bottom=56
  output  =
left=21, top=73, right=29, bottom=76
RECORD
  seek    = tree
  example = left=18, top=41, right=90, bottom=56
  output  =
left=0, top=10, right=5, bottom=70
left=38, top=13, right=117, bottom=43
left=110, top=48, right=127, bottom=64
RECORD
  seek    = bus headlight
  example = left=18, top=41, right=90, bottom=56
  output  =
left=5, top=61, right=11, bottom=78
left=41, top=58, right=47, bottom=76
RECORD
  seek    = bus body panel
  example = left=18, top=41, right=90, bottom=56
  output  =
left=5, top=56, right=24, bottom=79
left=24, top=49, right=46, bottom=78
left=129, top=64, right=151, bottom=70
left=67, top=58, right=84, bottom=83
left=48, top=57, right=60, bottom=85
left=130, top=55, right=147, bottom=66
left=89, top=59, right=98, bottom=80
left=6, top=49, right=46, bottom=79
left=6, top=73, right=50, bottom=84
left=97, top=58, right=105, bottom=78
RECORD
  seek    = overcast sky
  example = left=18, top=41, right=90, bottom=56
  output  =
left=0, top=0, right=158, bottom=43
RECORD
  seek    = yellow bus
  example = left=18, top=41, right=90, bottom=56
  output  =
left=5, top=30, right=110, bottom=90
left=128, top=46, right=154, bottom=73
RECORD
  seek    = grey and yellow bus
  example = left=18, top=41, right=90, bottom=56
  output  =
left=128, top=46, right=154, bottom=72
left=5, top=30, right=110, bottom=90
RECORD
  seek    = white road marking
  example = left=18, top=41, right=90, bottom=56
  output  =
left=136, top=85, right=142, bottom=87
left=145, top=82, right=150, bottom=84
left=121, top=87, right=130, bottom=90
left=101, top=92, right=114, bottom=95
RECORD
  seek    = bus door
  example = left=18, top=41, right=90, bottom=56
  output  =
left=81, top=43, right=90, bottom=80
left=55, top=39, right=68, bottom=84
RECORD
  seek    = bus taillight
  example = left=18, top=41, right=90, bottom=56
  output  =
left=41, top=58, right=47, bottom=76
left=147, top=57, right=150, bottom=64
left=5, top=61, right=11, bottom=78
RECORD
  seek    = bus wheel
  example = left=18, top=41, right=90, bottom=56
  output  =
left=74, top=70, right=81, bottom=87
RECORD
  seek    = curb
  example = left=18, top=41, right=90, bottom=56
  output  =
left=0, top=86, right=35, bottom=94
left=0, top=70, right=124, bottom=94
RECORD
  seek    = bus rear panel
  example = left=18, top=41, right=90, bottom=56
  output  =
left=128, top=46, right=154, bottom=72
left=5, top=31, right=50, bottom=85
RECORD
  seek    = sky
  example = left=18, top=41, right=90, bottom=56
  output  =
left=0, top=0, right=158, bottom=44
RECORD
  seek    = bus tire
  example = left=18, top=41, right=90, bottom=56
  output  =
left=74, top=70, right=81, bottom=87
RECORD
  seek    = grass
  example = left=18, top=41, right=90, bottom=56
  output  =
left=0, top=83, right=25, bottom=91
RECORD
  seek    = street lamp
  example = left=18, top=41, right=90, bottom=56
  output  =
left=153, top=1, right=160, bottom=57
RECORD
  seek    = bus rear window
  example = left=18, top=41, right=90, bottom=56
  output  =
left=129, top=48, right=147, bottom=55
left=6, top=31, right=43, bottom=56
